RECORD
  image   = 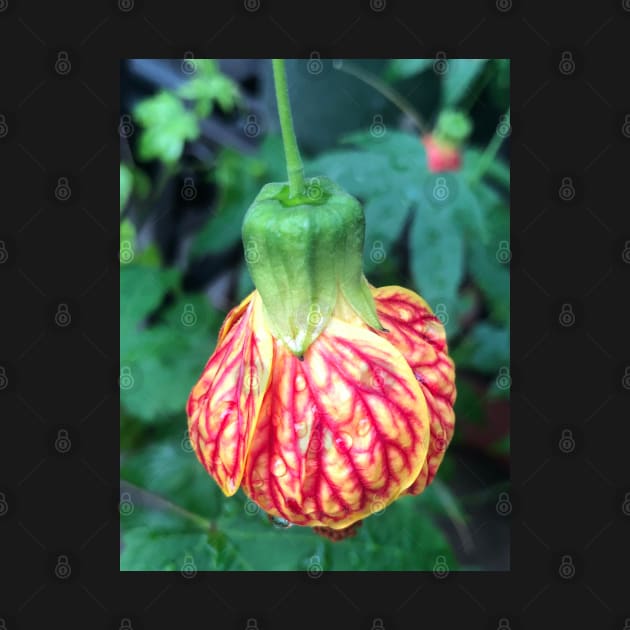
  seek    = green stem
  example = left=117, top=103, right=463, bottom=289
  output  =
left=272, top=59, right=305, bottom=198
left=472, top=107, right=510, bottom=183
left=335, top=60, right=427, bottom=135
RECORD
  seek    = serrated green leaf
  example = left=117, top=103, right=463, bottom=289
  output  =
left=442, top=59, right=487, bottom=106
left=120, top=527, right=218, bottom=571
left=327, top=495, right=457, bottom=571
left=133, top=91, right=200, bottom=164
left=452, top=322, right=509, bottom=373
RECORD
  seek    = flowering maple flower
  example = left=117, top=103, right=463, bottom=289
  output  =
left=187, top=175, right=456, bottom=539
left=422, top=134, right=462, bottom=172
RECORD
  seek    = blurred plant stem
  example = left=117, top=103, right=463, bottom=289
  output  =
left=335, top=60, right=427, bottom=134
left=471, top=108, right=510, bottom=184
left=121, top=479, right=213, bottom=531
left=272, top=59, right=305, bottom=197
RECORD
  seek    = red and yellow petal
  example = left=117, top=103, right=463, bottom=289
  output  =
left=372, top=286, right=456, bottom=494
left=241, top=316, right=430, bottom=529
left=187, top=291, right=273, bottom=496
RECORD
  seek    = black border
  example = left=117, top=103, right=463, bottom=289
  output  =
left=2, top=1, right=630, bottom=628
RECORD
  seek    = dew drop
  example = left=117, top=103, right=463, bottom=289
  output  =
left=357, top=418, right=370, bottom=437
left=295, top=374, right=306, bottom=391
left=270, top=515, right=292, bottom=529
left=272, top=456, right=287, bottom=477
left=335, top=431, right=353, bottom=449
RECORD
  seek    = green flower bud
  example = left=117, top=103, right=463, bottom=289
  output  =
left=242, top=176, right=384, bottom=356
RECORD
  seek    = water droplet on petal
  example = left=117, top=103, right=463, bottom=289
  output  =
left=357, top=418, right=370, bottom=437
left=295, top=374, right=306, bottom=391
left=272, top=456, right=287, bottom=477
left=270, top=515, right=292, bottom=529
left=335, top=432, right=353, bottom=449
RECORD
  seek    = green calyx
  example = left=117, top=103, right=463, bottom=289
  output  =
left=434, top=109, right=472, bottom=147
left=242, top=176, right=385, bottom=356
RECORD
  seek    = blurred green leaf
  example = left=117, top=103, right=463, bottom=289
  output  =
left=121, top=440, right=223, bottom=520
left=178, top=60, right=240, bottom=117
left=468, top=202, right=510, bottom=325
left=386, top=58, right=434, bottom=81
left=133, top=91, right=200, bottom=164
left=121, top=527, right=219, bottom=571
left=120, top=163, right=133, bottom=212
left=453, top=379, right=485, bottom=426
left=442, top=59, right=487, bottom=106
left=409, top=206, right=464, bottom=308
left=452, top=322, right=509, bottom=373
left=327, top=495, right=456, bottom=571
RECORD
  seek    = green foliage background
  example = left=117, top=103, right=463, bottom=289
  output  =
left=119, top=58, right=510, bottom=571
